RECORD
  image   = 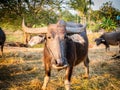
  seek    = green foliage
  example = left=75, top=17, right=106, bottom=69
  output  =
left=90, top=24, right=100, bottom=32
left=99, top=1, right=119, bottom=21
left=0, top=0, right=78, bottom=31
left=69, top=0, right=94, bottom=24
left=89, top=1, right=120, bottom=32
left=0, top=0, right=120, bottom=33
left=69, top=0, right=94, bottom=15
left=24, top=9, right=58, bottom=27
left=61, top=10, right=77, bottom=22
left=100, top=17, right=117, bottom=32
left=0, top=0, right=62, bottom=31
left=90, top=10, right=101, bottom=22
left=0, top=16, right=22, bottom=31
left=90, top=1, right=120, bottom=24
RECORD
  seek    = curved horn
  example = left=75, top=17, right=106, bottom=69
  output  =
left=57, top=20, right=86, bottom=33
left=66, top=24, right=86, bottom=33
left=22, top=18, right=47, bottom=34
left=66, top=22, right=83, bottom=27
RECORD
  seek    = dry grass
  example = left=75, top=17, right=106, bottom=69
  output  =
left=0, top=32, right=120, bottom=90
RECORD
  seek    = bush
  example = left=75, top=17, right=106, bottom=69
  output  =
left=89, top=23, right=100, bottom=32
left=100, top=17, right=117, bottom=32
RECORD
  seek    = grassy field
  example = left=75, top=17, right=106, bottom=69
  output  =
left=0, top=32, right=120, bottom=90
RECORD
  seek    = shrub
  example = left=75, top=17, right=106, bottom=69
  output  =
left=100, top=17, right=117, bottom=32
left=88, top=22, right=100, bottom=32
left=91, top=24, right=100, bottom=32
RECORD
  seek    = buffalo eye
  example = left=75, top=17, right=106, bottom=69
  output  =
left=64, top=35, right=68, bottom=39
left=47, top=36, right=51, bottom=39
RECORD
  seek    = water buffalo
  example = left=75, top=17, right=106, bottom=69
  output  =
left=0, top=27, right=6, bottom=56
left=28, top=20, right=89, bottom=90
left=95, top=31, right=120, bottom=52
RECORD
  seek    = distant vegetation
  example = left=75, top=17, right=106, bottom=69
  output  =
left=0, top=0, right=120, bottom=32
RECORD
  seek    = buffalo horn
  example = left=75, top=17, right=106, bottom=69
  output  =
left=22, top=18, right=47, bottom=34
left=66, top=24, right=86, bottom=33
left=66, top=22, right=83, bottom=27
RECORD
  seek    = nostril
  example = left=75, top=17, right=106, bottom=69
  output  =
left=56, top=59, right=63, bottom=66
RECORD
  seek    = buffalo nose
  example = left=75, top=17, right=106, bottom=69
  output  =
left=56, top=59, right=63, bottom=66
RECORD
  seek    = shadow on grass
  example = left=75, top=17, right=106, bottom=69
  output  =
left=0, top=65, right=11, bottom=89
left=0, top=58, right=44, bottom=89
left=107, top=59, right=120, bottom=79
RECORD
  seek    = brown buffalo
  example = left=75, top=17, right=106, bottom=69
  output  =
left=28, top=20, right=89, bottom=90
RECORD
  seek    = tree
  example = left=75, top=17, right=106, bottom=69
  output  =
left=0, top=0, right=64, bottom=30
left=69, top=0, right=94, bottom=24
left=89, top=1, right=120, bottom=32
left=60, top=10, right=77, bottom=22
left=99, top=1, right=119, bottom=21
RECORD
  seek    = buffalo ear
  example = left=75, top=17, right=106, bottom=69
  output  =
left=66, top=34, right=85, bottom=44
left=94, top=39, right=97, bottom=42
left=36, top=35, right=45, bottom=43
left=94, top=38, right=100, bottom=42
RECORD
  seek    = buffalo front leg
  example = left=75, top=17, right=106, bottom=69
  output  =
left=65, top=66, right=73, bottom=90
left=83, top=56, right=89, bottom=78
left=42, top=63, right=51, bottom=90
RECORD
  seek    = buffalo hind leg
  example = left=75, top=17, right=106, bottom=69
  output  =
left=42, top=63, right=51, bottom=90
left=65, top=66, right=73, bottom=90
left=1, top=44, right=4, bottom=57
left=119, top=42, right=120, bottom=54
left=83, top=57, right=89, bottom=78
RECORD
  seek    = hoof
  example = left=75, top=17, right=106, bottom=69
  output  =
left=41, top=87, right=46, bottom=90
left=82, top=74, right=89, bottom=79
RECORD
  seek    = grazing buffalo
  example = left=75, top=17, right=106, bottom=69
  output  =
left=95, top=31, right=120, bottom=52
left=28, top=20, right=89, bottom=90
left=0, top=27, right=6, bottom=56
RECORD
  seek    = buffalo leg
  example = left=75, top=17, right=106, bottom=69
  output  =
left=23, top=32, right=27, bottom=44
left=42, top=63, right=51, bottom=90
left=1, top=44, right=4, bottom=57
left=106, top=45, right=110, bottom=52
left=119, top=42, right=120, bottom=53
left=83, top=57, right=89, bottom=78
left=26, top=33, right=30, bottom=44
left=27, top=34, right=31, bottom=44
left=64, top=66, right=73, bottom=90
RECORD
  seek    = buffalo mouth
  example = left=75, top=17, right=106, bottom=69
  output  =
left=51, top=59, right=69, bottom=70
left=96, top=43, right=99, bottom=46
left=52, top=64, right=69, bottom=70
left=96, top=42, right=101, bottom=46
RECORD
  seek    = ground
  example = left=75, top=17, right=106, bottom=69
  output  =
left=0, top=45, right=120, bottom=90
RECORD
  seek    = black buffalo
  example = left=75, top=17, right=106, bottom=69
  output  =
left=0, top=27, right=6, bottom=56
left=95, top=31, right=120, bottom=52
